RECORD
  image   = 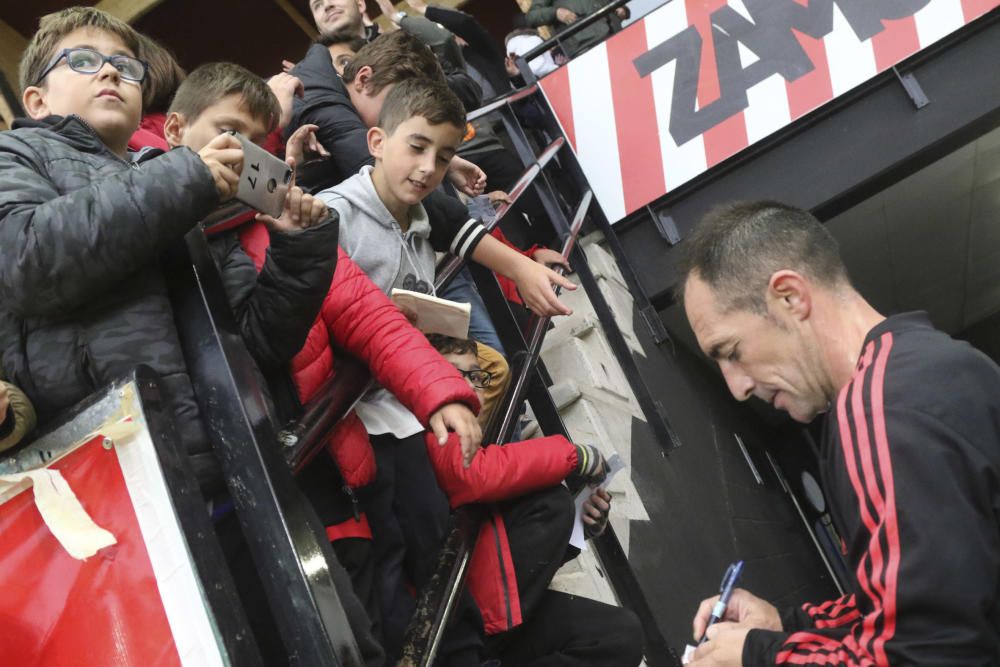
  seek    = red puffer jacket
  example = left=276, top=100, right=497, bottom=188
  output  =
left=239, top=221, right=479, bottom=488
left=426, top=432, right=580, bottom=635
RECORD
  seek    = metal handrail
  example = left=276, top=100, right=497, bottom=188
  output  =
left=435, top=137, right=565, bottom=288
left=400, top=190, right=593, bottom=667
left=519, top=0, right=630, bottom=64
left=466, top=84, right=539, bottom=122
left=282, top=356, right=371, bottom=473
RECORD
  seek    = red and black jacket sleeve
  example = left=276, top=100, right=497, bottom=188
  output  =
left=744, top=326, right=1000, bottom=666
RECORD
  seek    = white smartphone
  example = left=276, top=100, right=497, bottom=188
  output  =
left=228, top=130, right=292, bottom=218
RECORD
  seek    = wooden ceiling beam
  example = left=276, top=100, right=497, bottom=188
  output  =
left=0, top=19, right=27, bottom=96
left=273, top=0, right=319, bottom=40
left=94, top=0, right=167, bottom=24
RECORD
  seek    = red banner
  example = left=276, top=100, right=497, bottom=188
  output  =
left=0, top=438, right=181, bottom=666
left=540, top=0, right=1000, bottom=222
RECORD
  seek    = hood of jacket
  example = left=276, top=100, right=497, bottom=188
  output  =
left=318, top=166, right=436, bottom=295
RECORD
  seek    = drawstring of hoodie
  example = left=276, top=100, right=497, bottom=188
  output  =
left=398, top=222, right=436, bottom=297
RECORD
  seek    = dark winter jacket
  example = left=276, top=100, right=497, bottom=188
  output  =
left=744, top=313, right=1000, bottom=665
left=424, top=6, right=511, bottom=100
left=525, top=0, right=626, bottom=58
left=0, top=115, right=338, bottom=493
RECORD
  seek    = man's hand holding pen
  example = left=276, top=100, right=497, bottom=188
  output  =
left=688, top=587, right=782, bottom=666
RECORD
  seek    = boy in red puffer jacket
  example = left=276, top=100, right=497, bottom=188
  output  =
left=426, top=334, right=645, bottom=667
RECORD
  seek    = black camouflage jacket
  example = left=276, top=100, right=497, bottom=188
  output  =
left=0, top=115, right=338, bottom=493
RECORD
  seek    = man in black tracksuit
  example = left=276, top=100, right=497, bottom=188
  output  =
left=676, top=201, right=1000, bottom=666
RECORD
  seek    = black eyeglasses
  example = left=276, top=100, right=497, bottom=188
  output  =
left=33, top=48, right=148, bottom=87
left=458, top=368, right=493, bottom=389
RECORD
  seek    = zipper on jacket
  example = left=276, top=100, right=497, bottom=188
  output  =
left=489, top=514, right=514, bottom=628
left=69, top=115, right=140, bottom=169
left=343, top=484, right=361, bottom=522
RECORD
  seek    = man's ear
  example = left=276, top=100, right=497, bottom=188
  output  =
left=162, top=112, right=186, bottom=149
left=367, top=125, right=386, bottom=159
left=767, top=270, right=812, bottom=320
left=352, top=65, right=374, bottom=94
left=21, top=86, right=51, bottom=120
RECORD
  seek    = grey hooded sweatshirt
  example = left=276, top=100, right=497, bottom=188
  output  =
left=317, top=166, right=439, bottom=437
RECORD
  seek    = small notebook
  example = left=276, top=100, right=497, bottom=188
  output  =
left=390, top=289, right=471, bottom=339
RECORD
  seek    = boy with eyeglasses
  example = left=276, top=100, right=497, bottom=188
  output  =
left=424, top=334, right=646, bottom=667
left=1, top=8, right=336, bottom=497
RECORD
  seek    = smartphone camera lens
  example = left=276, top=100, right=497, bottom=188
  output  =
left=267, top=178, right=277, bottom=193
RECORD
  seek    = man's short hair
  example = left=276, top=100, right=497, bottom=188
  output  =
left=168, top=62, right=279, bottom=132
left=342, top=30, right=444, bottom=95
left=20, top=7, right=142, bottom=93
left=136, top=33, right=186, bottom=115
left=674, top=201, right=850, bottom=313
left=377, top=78, right=466, bottom=135
left=317, top=32, right=367, bottom=53
left=427, top=334, right=478, bottom=357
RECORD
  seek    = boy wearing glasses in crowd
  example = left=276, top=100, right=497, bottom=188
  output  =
left=0, top=8, right=336, bottom=498
left=424, top=334, right=645, bottom=667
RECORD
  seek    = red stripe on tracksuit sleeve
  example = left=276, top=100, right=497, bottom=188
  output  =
left=806, top=593, right=856, bottom=620
left=785, top=0, right=834, bottom=121
left=962, top=0, right=1000, bottom=22
left=839, top=343, right=882, bottom=631
left=806, top=594, right=861, bottom=629
left=606, top=24, right=666, bottom=215
left=869, top=15, right=921, bottom=73
left=684, top=0, right=748, bottom=168
left=815, top=609, right=861, bottom=629
left=850, top=349, right=889, bottom=627
left=540, top=66, right=577, bottom=150
left=867, top=333, right=899, bottom=665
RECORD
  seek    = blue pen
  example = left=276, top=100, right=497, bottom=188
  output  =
left=698, top=560, right=744, bottom=645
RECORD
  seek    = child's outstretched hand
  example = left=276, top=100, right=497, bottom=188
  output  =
left=582, top=487, right=611, bottom=538
left=198, top=132, right=244, bottom=201
left=448, top=156, right=487, bottom=197
left=257, top=158, right=330, bottom=232
left=513, top=258, right=576, bottom=316
left=429, top=402, right=482, bottom=468
left=285, top=123, right=329, bottom=167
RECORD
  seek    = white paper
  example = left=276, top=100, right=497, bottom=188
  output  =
left=682, top=644, right=697, bottom=664
left=390, top=289, right=471, bottom=339
left=570, top=453, right=625, bottom=551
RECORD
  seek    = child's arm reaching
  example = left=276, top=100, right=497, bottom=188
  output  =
left=447, top=155, right=487, bottom=197
left=470, top=233, right=576, bottom=317
left=427, top=433, right=579, bottom=507
left=428, top=402, right=482, bottom=467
